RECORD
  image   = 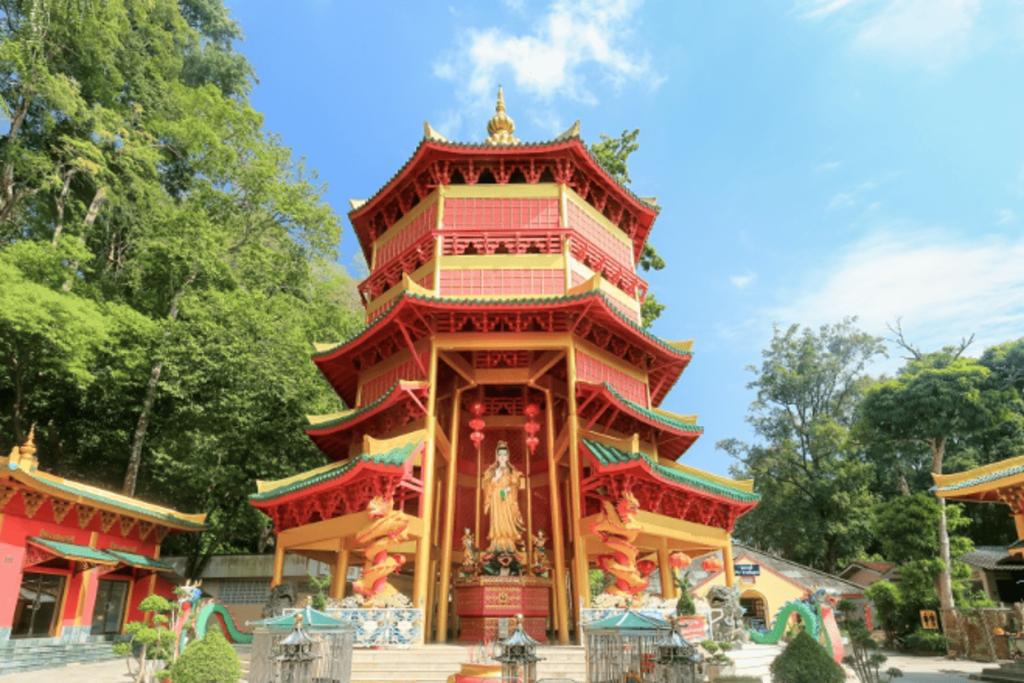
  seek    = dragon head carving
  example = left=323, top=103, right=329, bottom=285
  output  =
left=366, top=495, right=393, bottom=518
left=616, top=491, right=640, bottom=520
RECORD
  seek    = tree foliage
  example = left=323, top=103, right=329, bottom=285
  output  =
left=0, top=0, right=364, bottom=572
left=854, top=331, right=1017, bottom=613
left=722, top=318, right=886, bottom=572
left=589, top=128, right=665, bottom=329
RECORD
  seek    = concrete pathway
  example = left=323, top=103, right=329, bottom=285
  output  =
left=0, top=650, right=1002, bottom=682
left=0, top=659, right=131, bottom=683
left=843, top=650, right=991, bottom=683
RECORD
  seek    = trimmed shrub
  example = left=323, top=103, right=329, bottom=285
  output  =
left=770, top=630, right=844, bottom=683
left=170, top=629, right=241, bottom=683
left=905, top=627, right=947, bottom=653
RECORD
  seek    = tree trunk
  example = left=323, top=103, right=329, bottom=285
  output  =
left=121, top=265, right=198, bottom=496
left=932, top=437, right=956, bottom=615
left=123, top=361, right=162, bottom=496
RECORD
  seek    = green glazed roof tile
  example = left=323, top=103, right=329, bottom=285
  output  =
left=583, top=440, right=760, bottom=504
left=584, top=608, right=670, bottom=632
left=105, top=550, right=173, bottom=571
left=27, top=537, right=118, bottom=564
left=591, top=382, right=703, bottom=433
left=250, top=440, right=421, bottom=503
left=250, top=607, right=349, bottom=630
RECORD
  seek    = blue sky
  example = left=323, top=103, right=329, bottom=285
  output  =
left=230, top=0, right=1024, bottom=478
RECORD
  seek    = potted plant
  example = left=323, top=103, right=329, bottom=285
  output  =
left=700, top=640, right=735, bottom=682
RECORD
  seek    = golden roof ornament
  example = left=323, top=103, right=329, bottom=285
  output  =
left=19, top=425, right=36, bottom=458
left=484, top=86, right=519, bottom=146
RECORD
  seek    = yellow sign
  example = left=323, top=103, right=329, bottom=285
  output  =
left=920, top=610, right=939, bottom=630
left=109, top=542, right=137, bottom=553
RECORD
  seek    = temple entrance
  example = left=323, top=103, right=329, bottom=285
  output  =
left=740, top=591, right=767, bottom=630
left=91, top=578, right=130, bottom=635
left=12, top=572, right=65, bottom=638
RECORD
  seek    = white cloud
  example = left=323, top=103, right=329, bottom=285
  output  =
left=730, top=270, right=758, bottom=290
left=827, top=192, right=855, bottom=211
left=814, top=161, right=844, bottom=174
left=798, top=0, right=868, bottom=20
left=996, top=209, right=1017, bottom=225
left=854, top=0, right=980, bottom=69
left=770, top=227, right=1024, bottom=355
left=434, top=0, right=659, bottom=112
left=799, top=0, right=983, bottom=70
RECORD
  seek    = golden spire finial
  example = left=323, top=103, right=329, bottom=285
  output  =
left=19, top=425, right=36, bottom=458
left=485, top=85, right=519, bottom=146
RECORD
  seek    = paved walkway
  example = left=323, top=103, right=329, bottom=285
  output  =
left=0, top=650, right=1002, bottom=682
left=846, top=651, right=991, bottom=682
left=0, top=659, right=131, bottom=683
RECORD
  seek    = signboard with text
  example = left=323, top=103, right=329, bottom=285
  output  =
left=678, top=615, right=709, bottom=642
left=734, top=564, right=760, bottom=576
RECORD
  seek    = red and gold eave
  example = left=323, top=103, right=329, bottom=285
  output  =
left=310, top=288, right=693, bottom=413
left=348, top=136, right=659, bottom=266
left=580, top=439, right=759, bottom=533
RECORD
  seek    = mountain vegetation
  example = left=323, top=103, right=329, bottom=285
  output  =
left=723, top=317, right=1024, bottom=614
left=0, top=0, right=363, bottom=575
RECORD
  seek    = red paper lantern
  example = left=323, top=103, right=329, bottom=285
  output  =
left=669, top=551, right=692, bottom=570
left=702, top=557, right=723, bottom=572
left=469, top=401, right=486, bottom=449
left=523, top=402, right=541, bottom=455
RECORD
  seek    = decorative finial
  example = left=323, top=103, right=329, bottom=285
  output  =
left=19, top=425, right=36, bottom=457
left=292, top=612, right=304, bottom=628
left=485, top=85, right=520, bottom=146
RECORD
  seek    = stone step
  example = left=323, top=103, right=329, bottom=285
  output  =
left=351, top=645, right=586, bottom=683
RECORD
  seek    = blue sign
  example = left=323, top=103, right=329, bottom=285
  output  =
left=734, top=564, right=760, bottom=576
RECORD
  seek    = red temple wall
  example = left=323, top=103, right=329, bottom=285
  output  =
left=439, top=269, right=565, bottom=297
left=0, top=500, right=164, bottom=634
left=575, top=350, right=649, bottom=407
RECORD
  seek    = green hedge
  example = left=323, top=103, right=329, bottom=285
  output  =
left=170, top=629, right=241, bottom=683
left=770, top=630, right=844, bottom=683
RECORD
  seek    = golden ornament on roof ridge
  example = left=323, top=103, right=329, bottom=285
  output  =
left=485, top=85, right=519, bottom=146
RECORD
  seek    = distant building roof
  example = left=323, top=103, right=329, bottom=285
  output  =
left=961, top=546, right=1024, bottom=572
left=691, top=543, right=866, bottom=597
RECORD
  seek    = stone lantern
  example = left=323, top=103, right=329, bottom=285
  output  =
left=655, top=615, right=703, bottom=683
left=276, top=612, right=319, bottom=683
left=494, top=614, right=544, bottom=683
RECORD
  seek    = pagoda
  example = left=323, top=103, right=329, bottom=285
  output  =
left=250, top=89, right=759, bottom=644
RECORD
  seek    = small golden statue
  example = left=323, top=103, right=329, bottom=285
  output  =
left=531, top=529, right=550, bottom=577
left=460, top=528, right=479, bottom=577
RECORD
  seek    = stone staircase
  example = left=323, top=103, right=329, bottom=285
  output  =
left=976, top=660, right=1024, bottom=683
left=726, top=642, right=781, bottom=683
left=0, top=639, right=118, bottom=675
left=350, top=645, right=587, bottom=683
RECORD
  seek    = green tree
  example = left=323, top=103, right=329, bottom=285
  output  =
left=589, top=128, right=666, bottom=329
left=720, top=318, right=887, bottom=572
left=0, top=0, right=365, bottom=572
left=854, top=326, right=1012, bottom=615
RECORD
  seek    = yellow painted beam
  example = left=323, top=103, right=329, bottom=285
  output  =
left=439, top=351, right=476, bottom=384
left=439, top=254, right=565, bottom=270
left=278, top=510, right=425, bottom=548
left=412, top=344, right=440, bottom=634
left=435, top=333, right=571, bottom=351
left=529, top=350, right=566, bottom=383
left=476, top=368, right=531, bottom=385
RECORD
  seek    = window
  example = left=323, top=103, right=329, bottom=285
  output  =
left=216, top=580, right=270, bottom=605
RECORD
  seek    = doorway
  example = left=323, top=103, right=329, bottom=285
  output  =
left=12, top=572, right=66, bottom=638
left=91, top=579, right=130, bottom=635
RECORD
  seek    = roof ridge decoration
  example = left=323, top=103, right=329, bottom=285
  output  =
left=484, top=86, right=519, bottom=146
left=932, top=453, right=1024, bottom=492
